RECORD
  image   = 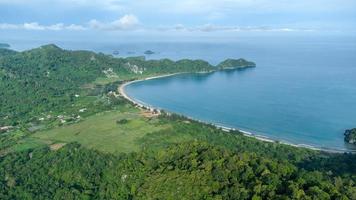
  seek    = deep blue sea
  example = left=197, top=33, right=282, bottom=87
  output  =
left=122, top=36, right=356, bottom=151
left=7, top=35, right=356, bottom=151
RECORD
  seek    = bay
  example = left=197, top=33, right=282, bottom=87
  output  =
left=124, top=36, right=356, bottom=151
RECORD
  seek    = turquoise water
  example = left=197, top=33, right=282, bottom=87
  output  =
left=124, top=36, right=356, bottom=151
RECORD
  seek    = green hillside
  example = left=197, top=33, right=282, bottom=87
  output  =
left=0, top=44, right=251, bottom=126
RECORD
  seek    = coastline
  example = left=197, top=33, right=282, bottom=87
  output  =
left=119, top=73, right=352, bottom=154
left=119, top=73, right=187, bottom=105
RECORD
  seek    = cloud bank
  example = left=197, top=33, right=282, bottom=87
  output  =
left=0, top=14, right=314, bottom=33
left=0, top=15, right=140, bottom=31
left=0, top=0, right=355, bottom=34
left=0, top=22, right=86, bottom=31
left=88, top=14, right=139, bottom=30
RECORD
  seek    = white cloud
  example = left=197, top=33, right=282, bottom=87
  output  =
left=197, top=24, right=230, bottom=32
left=66, top=24, right=87, bottom=30
left=0, top=23, right=20, bottom=29
left=0, top=22, right=86, bottom=31
left=89, top=14, right=140, bottom=30
left=88, top=19, right=102, bottom=29
left=23, top=22, right=45, bottom=30
left=156, top=24, right=315, bottom=33
left=47, top=23, right=65, bottom=31
left=0, top=21, right=313, bottom=33
left=0, top=13, right=314, bottom=33
left=0, top=0, right=353, bottom=34
left=0, top=14, right=139, bottom=32
left=114, top=14, right=139, bottom=29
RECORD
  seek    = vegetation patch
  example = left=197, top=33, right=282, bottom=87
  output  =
left=30, top=108, right=170, bottom=153
left=50, top=143, right=66, bottom=151
left=0, top=142, right=354, bottom=200
left=344, top=128, right=356, bottom=144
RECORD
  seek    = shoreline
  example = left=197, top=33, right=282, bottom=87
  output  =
left=119, top=73, right=353, bottom=154
left=119, top=73, right=186, bottom=105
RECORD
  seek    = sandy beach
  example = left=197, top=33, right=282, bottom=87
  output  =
left=119, top=73, right=184, bottom=108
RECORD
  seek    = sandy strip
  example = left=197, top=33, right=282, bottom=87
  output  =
left=119, top=73, right=184, bottom=108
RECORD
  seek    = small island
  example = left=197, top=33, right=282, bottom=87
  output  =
left=217, top=58, right=256, bottom=69
left=144, top=50, right=155, bottom=55
left=0, top=43, right=11, bottom=49
left=344, top=128, right=356, bottom=144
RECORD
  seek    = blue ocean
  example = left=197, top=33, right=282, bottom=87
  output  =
left=122, top=36, right=356, bottom=151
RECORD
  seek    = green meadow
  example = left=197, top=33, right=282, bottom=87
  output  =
left=26, top=107, right=170, bottom=153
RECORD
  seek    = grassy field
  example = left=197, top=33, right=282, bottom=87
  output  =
left=25, top=107, right=170, bottom=153
left=93, top=74, right=140, bottom=85
left=94, top=77, right=124, bottom=85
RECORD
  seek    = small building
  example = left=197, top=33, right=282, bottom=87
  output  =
left=0, top=126, right=13, bottom=133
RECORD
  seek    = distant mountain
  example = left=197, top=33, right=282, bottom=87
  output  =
left=144, top=50, right=155, bottom=55
left=0, top=43, right=10, bottom=49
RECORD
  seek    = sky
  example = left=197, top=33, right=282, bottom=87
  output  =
left=0, top=0, right=356, bottom=42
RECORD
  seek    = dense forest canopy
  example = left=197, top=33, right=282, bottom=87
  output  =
left=0, top=48, right=16, bottom=57
left=1, top=137, right=355, bottom=199
left=0, top=44, right=354, bottom=199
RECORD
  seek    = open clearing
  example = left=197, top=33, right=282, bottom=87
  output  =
left=30, top=108, right=170, bottom=153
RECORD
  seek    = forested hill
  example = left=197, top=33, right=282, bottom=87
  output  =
left=0, top=44, right=254, bottom=126
left=218, top=58, right=256, bottom=69
left=0, top=48, right=16, bottom=57
left=1, top=134, right=355, bottom=199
